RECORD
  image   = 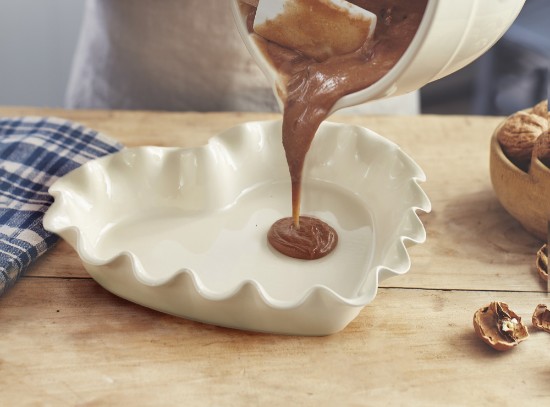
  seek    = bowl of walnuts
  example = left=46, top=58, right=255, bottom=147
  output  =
left=490, top=100, right=549, bottom=241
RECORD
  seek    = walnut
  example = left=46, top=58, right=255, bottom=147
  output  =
left=473, top=302, right=529, bottom=351
left=497, top=111, right=548, bottom=172
left=531, top=99, right=548, bottom=119
left=532, top=130, right=550, bottom=169
left=532, top=304, right=550, bottom=333
left=537, top=243, right=548, bottom=282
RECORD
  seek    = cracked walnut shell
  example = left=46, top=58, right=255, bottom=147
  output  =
left=473, top=302, right=529, bottom=351
left=496, top=111, right=548, bottom=172
left=532, top=304, right=550, bottom=333
left=537, top=243, right=548, bottom=282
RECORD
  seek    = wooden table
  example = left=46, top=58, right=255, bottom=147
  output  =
left=1, top=107, right=548, bottom=406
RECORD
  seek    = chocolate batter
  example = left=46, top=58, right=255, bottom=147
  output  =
left=268, top=216, right=338, bottom=260
left=243, top=0, right=428, bottom=259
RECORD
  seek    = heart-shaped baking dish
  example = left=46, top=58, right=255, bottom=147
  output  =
left=44, top=120, right=430, bottom=335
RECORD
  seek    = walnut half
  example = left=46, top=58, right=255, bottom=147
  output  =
left=532, top=304, right=550, bottom=333
left=497, top=110, right=547, bottom=172
left=473, top=302, right=529, bottom=351
left=537, top=243, right=548, bottom=282
left=532, top=130, right=550, bottom=168
left=531, top=99, right=548, bottom=119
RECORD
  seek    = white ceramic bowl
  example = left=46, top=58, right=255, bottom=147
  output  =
left=231, top=0, right=526, bottom=113
left=43, top=121, right=430, bottom=335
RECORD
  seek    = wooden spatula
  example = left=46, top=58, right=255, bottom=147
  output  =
left=253, top=0, right=377, bottom=61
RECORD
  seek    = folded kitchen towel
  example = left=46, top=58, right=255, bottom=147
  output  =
left=0, top=116, right=123, bottom=297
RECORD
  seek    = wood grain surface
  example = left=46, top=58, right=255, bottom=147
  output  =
left=1, top=107, right=548, bottom=406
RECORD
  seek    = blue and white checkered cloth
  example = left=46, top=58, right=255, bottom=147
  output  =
left=0, top=117, right=123, bottom=296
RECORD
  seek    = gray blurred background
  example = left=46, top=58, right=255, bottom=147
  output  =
left=420, top=0, right=549, bottom=115
left=0, top=0, right=547, bottom=115
left=0, top=0, right=84, bottom=108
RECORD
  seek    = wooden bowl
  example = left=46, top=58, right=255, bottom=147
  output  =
left=490, top=124, right=550, bottom=242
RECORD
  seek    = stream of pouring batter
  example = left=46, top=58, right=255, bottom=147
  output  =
left=243, top=0, right=428, bottom=259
